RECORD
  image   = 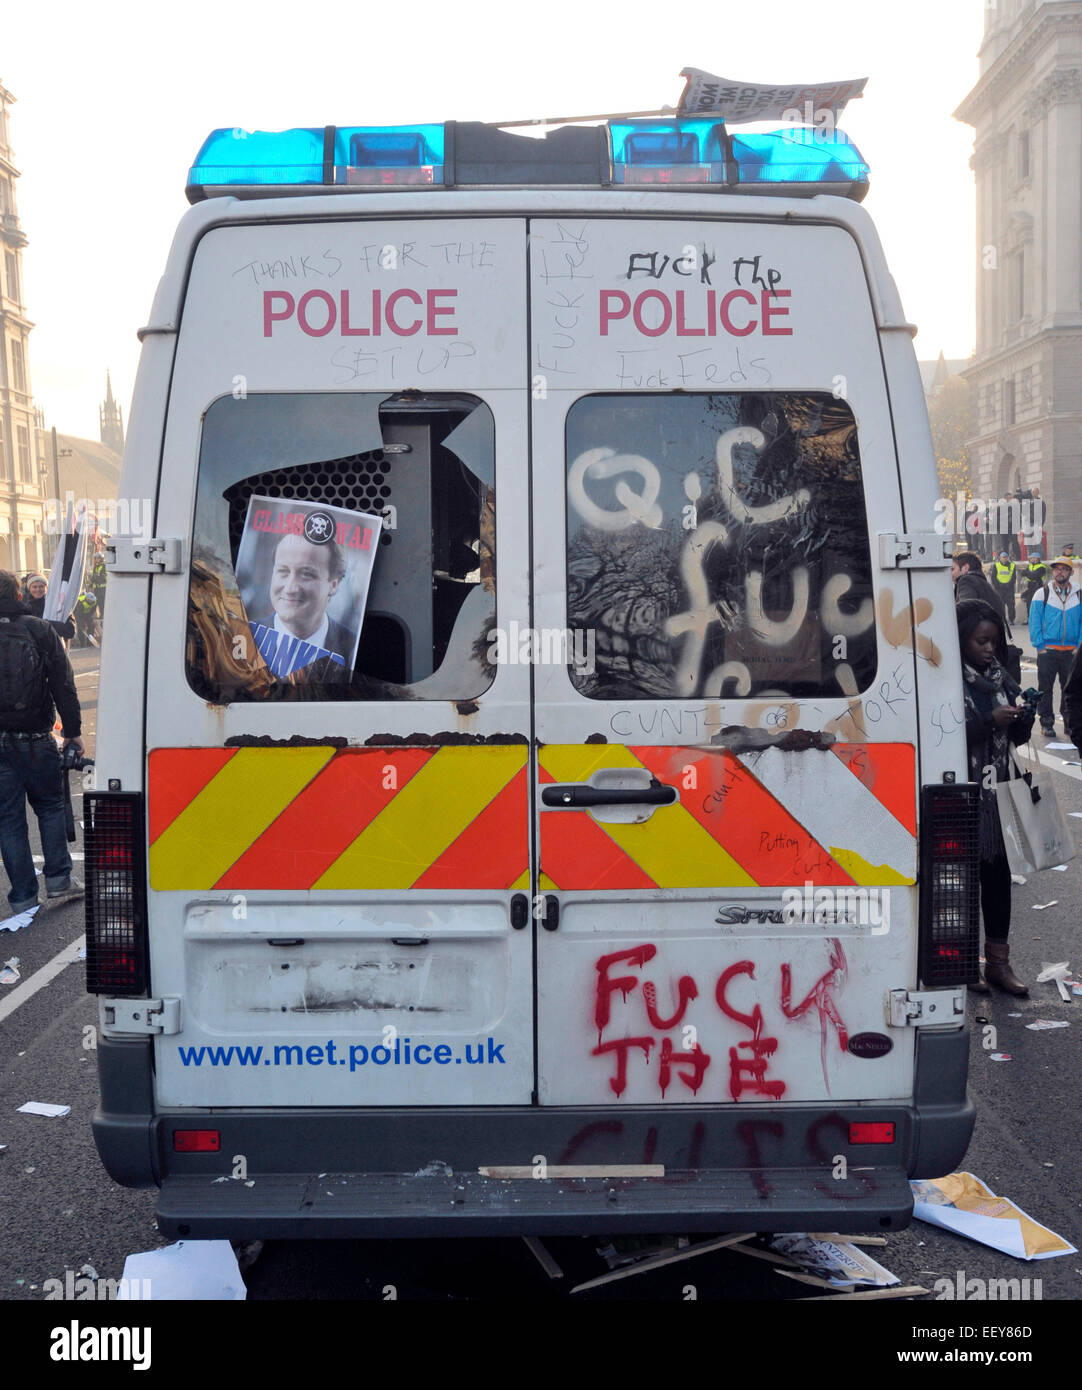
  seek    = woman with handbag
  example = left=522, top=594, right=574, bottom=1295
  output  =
left=958, top=599, right=1036, bottom=995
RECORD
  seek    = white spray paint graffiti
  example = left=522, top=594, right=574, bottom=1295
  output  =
left=568, top=413, right=875, bottom=705
left=714, top=427, right=810, bottom=525
left=821, top=572, right=875, bottom=638
left=567, top=448, right=663, bottom=530
left=745, top=566, right=810, bottom=646
left=665, top=521, right=734, bottom=697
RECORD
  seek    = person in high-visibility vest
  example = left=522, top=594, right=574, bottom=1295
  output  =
left=1020, top=551, right=1049, bottom=613
left=992, top=550, right=1017, bottom=622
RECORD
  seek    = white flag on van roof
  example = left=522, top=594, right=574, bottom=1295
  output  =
left=677, top=68, right=867, bottom=123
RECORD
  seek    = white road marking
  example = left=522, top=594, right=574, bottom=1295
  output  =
left=0, top=934, right=85, bottom=1026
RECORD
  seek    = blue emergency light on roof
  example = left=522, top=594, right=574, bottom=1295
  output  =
left=186, top=118, right=868, bottom=201
left=187, top=124, right=446, bottom=193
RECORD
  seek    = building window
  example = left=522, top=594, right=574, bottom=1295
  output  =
left=16, top=425, right=32, bottom=483
left=1004, top=377, right=1016, bottom=426
left=4, top=251, right=18, bottom=302
left=1018, top=130, right=1030, bottom=180
left=11, top=340, right=26, bottom=393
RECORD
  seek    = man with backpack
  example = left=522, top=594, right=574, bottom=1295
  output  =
left=1028, top=555, right=1082, bottom=737
left=0, top=570, right=84, bottom=913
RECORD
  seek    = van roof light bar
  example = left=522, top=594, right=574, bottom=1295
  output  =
left=186, top=119, right=869, bottom=202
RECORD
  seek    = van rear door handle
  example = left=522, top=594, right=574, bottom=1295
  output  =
left=541, top=783, right=677, bottom=808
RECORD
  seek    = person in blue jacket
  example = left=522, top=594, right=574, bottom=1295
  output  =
left=1028, top=555, right=1081, bottom=736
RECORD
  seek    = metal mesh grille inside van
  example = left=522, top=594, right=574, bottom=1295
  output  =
left=223, top=450, right=394, bottom=564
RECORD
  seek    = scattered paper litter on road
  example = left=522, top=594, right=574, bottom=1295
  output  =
left=1045, top=742, right=1076, bottom=751
left=1032, top=902, right=1058, bottom=910
left=17, top=1101, right=70, bottom=1118
left=911, top=1173, right=1077, bottom=1260
left=0, top=957, right=19, bottom=985
left=0, top=905, right=39, bottom=934
left=118, top=1240, right=246, bottom=1300
left=1010, top=874, right=1027, bottom=885
left=1069, top=812, right=1082, bottom=819
left=1051, top=864, right=1070, bottom=871
left=766, top=1233, right=899, bottom=1287
left=1026, top=1019, right=1070, bottom=1030
left=989, top=1052, right=1012, bottom=1061
left=1037, top=962, right=1074, bottom=1001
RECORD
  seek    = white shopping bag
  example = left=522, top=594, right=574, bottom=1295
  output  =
left=996, top=744, right=1077, bottom=874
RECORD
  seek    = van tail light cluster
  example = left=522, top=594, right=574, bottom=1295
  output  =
left=918, top=783, right=981, bottom=988
left=84, top=793, right=148, bottom=996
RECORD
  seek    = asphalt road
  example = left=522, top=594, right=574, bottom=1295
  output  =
left=1, top=646, right=1080, bottom=1313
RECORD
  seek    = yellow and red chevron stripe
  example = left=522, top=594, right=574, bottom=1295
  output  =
left=538, top=744, right=915, bottom=889
left=148, top=746, right=528, bottom=891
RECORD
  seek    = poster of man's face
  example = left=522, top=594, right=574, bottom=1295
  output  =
left=269, top=531, right=343, bottom=640
left=236, top=496, right=383, bottom=680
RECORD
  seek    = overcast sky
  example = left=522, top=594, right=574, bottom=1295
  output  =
left=6, top=0, right=982, bottom=439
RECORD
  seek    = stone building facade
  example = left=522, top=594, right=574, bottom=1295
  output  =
left=0, top=79, right=48, bottom=575
left=956, top=0, right=1082, bottom=559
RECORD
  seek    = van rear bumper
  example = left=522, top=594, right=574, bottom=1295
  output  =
left=94, top=1029, right=974, bottom=1238
left=156, top=1166, right=918, bottom=1240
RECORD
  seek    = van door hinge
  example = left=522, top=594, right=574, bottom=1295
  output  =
left=105, top=538, right=184, bottom=574
left=887, top=988, right=965, bottom=1027
left=878, top=533, right=951, bottom=569
left=101, top=997, right=182, bottom=1036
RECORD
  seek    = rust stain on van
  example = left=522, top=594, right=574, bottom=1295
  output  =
left=363, top=731, right=528, bottom=746
left=708, top=725, right=836, bottom=753
left=224, top=734, right=349, bottom=748
left=455, top=699, right=480, bottom=716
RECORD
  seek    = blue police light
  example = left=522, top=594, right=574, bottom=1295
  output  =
left=187, top=124, right=446, bottom=193
left=609, top=118, right=868, bottom=193
left=732, top=126, right=869, bottom=188
left=187, top=128, right=326, bottom=189
left=609, top=119, right=729, bottom=184
left=334, top=126, right=445, bottom=185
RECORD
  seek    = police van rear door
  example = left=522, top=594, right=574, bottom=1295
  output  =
left=147, top=210, right=534, bottom=1108
left=529, top=213, right=923, bottom=1109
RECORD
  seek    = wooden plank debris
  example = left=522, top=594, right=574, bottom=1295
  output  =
left=570, top=1233, right=753, bottom=1293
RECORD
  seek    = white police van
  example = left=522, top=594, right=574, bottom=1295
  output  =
left=88, top=115, right=978, bottom=1239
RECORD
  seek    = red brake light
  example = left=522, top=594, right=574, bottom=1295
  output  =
left=849, top=1122, right=895, bottom=1144
left=173, top=1130, right=221, bottom=1153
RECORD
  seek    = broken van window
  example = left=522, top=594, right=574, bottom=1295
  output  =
left=565, top=392, right=876, bottom=700
left=185, top=392, right=495, bottom=704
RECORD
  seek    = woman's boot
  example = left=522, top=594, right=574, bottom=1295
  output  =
left=983, top=941, right=1029, bottom=996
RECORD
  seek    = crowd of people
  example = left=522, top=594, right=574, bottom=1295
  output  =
left=18, top=547, right=108, bottom=650
left=0, top=568, right=85, bottom=915
left=953, top=542, right=1082, bottom=996
left=0, top=550, right=109, bottom=916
